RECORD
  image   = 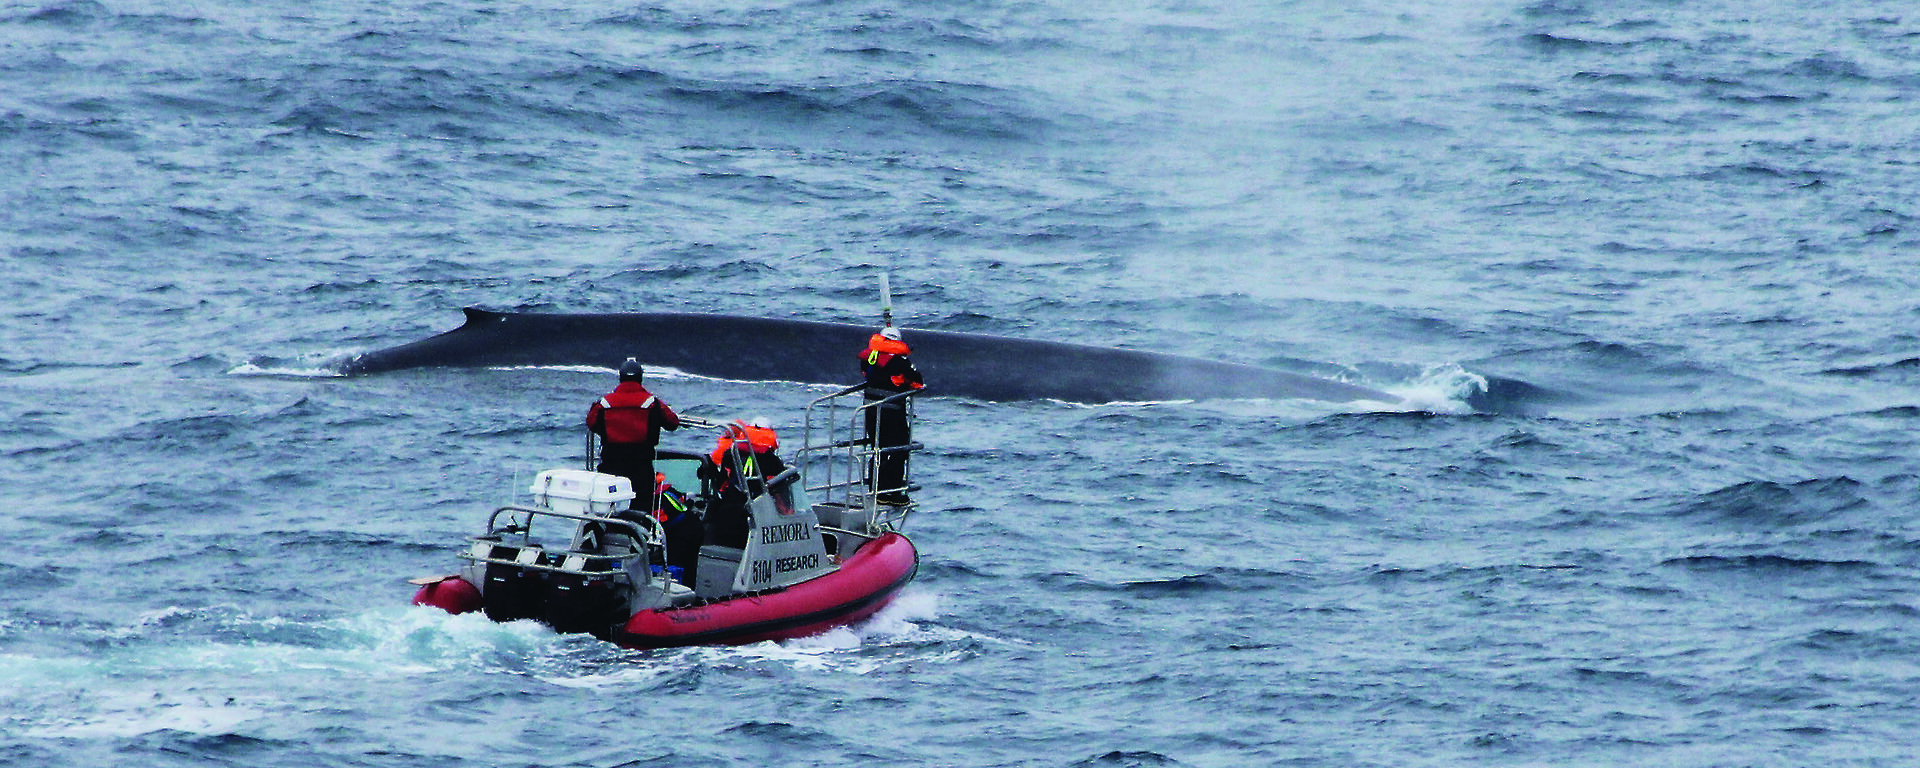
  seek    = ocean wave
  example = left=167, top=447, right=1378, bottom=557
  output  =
left=1690, top=162, right=1826, bottom=183
left=20, top=691, right=271, bottom=741
left=1782, top=626, right=1908, bottom=655
left=1673, top=477, right=1868, bottom=527
left=0, top=563, right=63, bottom=590
left=110, top=412, right=248, bottom=448
left=1119, top=573, right=1224, bottom=595
left=1517, top=32, right=1633, bottom=53
left=1772, top=53, right=1871, bottom=82
left=1367, top=562, right=1583, bottom=586
left=1658, top=553, right=1879, bottom=573
left=1821, top=356, right=1920, bottom=380
left=0, top=358, right=125, bottom=376
left=1035, top=567, right=1311, bottom=597
left=7, top=0, right=109, bottom=28
left=641, top=72, right=1050, bottom=143
left=716, top=720, right=851, bottom=755
left=1518, top=0, right=1593, bottom=20
left=1069, top=750, right=1177, bottom=767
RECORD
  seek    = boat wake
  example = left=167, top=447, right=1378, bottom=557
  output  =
left=781, top=588, right=946, bottom=650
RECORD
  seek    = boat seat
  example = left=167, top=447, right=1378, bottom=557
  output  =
left=696, top=545, right=744, bottom=563
left=693, top=545, right=745, bottom=598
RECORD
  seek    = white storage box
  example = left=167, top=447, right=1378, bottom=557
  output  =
left=528, top=469, right=635, bottom=516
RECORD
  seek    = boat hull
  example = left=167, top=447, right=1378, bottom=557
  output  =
left=616, top=532, right=918, bottom=649
left=412, top=572, right=483, bottom=614
left=410, top=532, right=918, bottom=648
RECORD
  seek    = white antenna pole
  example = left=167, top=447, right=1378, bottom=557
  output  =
left=879, top=272, right=894, bottom=328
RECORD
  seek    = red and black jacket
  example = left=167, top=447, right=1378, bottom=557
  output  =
left=586, top=381, right=681, bottom=446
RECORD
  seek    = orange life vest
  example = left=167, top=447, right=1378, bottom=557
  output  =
left=709, top=421, right=779, bottom=467
left=863, top=335, right=924, bottom=391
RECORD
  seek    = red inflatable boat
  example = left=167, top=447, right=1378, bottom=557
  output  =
left=411, top=529, right=917, bottom=648
left=410, top=389, right=926, bottom=649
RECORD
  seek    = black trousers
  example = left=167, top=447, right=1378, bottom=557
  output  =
left=704, top=494, right=751, bottom=549
left=663, top=512, right=703, bottom=583
left=596, top=442, right=655, bottom=507
left=863, top=397, right=911, bottom=500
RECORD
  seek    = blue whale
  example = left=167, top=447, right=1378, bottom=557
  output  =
left=341, top=308, right=1407, bottom=406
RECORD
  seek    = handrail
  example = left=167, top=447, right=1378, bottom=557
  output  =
left=459, top=548, right=638, bottom=577
left=815, top=524, right=877, bottom=544
left=587, top=415, right=723, bottom=473
left=823, top=383, right=868, bottom=399
left=793, top=385, right=923, bottom=533
left=482, top=504, right=662, bottom=548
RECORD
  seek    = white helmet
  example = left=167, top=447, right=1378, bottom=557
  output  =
left=879, top=326, right=902, bottom=341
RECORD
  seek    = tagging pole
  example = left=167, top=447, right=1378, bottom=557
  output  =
left=879, top=272, right=894, bottom=328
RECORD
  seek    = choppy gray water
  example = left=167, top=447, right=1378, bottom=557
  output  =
left=5, top=0, right=1919, bottom=765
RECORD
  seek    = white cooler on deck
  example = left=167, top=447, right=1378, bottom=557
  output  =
left=528, top=469, right=635, bottom=517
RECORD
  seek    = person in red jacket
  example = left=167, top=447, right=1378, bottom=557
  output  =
left=860, top=326, right=923, bottom=505
left=586, top=358, right=681, bottom=504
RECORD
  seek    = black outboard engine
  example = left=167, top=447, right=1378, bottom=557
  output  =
left=543, top=556, right=627, bottom=638
left=480, top=540, right=547, bottom=623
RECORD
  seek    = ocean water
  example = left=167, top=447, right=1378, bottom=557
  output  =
left=5, top=0, right=1919, bottom=765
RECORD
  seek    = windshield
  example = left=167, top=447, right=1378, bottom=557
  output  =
left=655, top=456, right=704, bottom=497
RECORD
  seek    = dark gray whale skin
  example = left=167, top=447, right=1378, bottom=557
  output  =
left=341, top=308, right=1405, bottom=406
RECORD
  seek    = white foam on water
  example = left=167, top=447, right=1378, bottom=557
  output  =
left=330, top=605, right=569, bottom=674
left=1376, top=363, right=1487, bottom=415
left=23, top=690, right=268, bottom=739
left=225, top=348, right=367, bottom=378
left=225, top=362, right=347, bottom=378
left=1049, top=362, right=1487, bottom=421
left=483, top=364, right=617, bottom=376
left=854, top=587, right=944, bottom=638
left=482, top=363, right=845, bottom=394
left=5, top=588, right=969, bottom=740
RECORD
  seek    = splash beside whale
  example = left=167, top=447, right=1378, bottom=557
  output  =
left=341, top=308, right=1410, bottom=406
